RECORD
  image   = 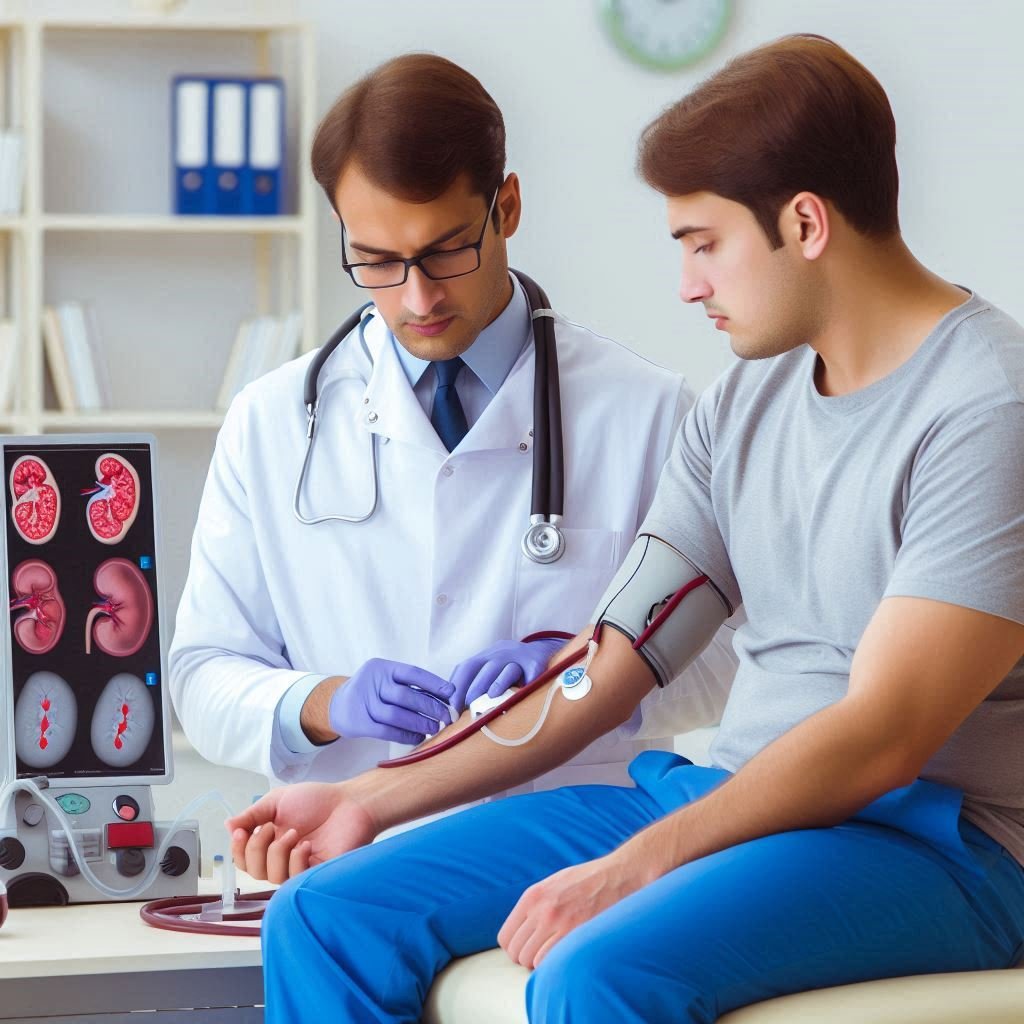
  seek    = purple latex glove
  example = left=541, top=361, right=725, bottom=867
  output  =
left=329, top=658, right=455, bottom=746
left=449, top=637, right=565, bottom=713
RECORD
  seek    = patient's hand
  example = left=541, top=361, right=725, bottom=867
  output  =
left=226, top=782, right=377, bottom=883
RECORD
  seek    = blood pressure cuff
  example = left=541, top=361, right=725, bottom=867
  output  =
left=591, top=534, right=732, bottom=688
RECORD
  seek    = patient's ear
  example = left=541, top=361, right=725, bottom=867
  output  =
left=780, top=191, right=829, bottom=260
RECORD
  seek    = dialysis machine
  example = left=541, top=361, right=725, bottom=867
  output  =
left=1, top=434, right=199, bottom=907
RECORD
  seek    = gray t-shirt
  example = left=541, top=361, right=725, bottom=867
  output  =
left=641, top=291, right=1024, bottom=864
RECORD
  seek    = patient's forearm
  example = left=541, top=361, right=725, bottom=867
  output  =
left=347, top=628, right=654, bottom=834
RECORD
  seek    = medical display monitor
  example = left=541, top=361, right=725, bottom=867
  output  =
left=2, top=435, right=170, bottom=785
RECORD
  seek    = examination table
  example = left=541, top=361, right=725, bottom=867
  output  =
left=424, top=727, right=1024, bottom=1023
left=423, top=948, right=1024, bottom=1023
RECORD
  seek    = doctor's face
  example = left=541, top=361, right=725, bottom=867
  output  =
left=667, top=191, right=824, bottom=360
left=335, top=166, right=521, bottom=361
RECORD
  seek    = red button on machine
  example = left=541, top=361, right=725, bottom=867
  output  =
left=113, top=795, right=140, bottom=821
left=106, top=821, right=155, bottom=849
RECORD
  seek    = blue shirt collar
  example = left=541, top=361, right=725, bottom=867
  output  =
left=390, top=274, right=529, bottom=395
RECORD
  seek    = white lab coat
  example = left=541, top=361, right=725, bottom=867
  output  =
left=169, top=307, right=738, bottom=789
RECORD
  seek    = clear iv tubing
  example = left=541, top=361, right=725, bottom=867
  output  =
left=0, top=778, right=233, bottom=901
left=479, top=677, right=564, bottom=747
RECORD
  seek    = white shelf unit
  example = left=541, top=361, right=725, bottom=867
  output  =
left=0, top=2, right=318, bottom=435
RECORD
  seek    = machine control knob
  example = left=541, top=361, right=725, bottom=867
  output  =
left=22, top=804, right=45, bottom=827
left=116, top=847, right=146, bottom=877
left=161, top=846, right=191, bottom=877
left=0, top=837, right=26, bottom=871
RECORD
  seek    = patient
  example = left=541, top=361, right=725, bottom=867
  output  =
left=230, top=34, right=1024, bottom=1024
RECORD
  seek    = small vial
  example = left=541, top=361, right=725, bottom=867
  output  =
left=221, top=856, right=236, bottom=914
left=212, top=853, right=224, bottom=890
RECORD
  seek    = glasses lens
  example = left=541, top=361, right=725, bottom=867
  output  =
left=350, top=260, right=407, bottom=288
left=420, top=246, right=480, bottom=281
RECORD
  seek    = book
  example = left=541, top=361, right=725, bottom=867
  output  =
left=274, top=311, right=303, bottom=367
left=214, top=311, right=304, bottom=412
left=0, top=319, right=17, bottom=412
left=215, top=317, right=254, bottom=413
left=82, top=303, right=113, bottom=408
left=0, top=131, right=24, bottom=215
left=42, top=306, right=76, bottom=411
left=57, top=301, right=103, bottom=411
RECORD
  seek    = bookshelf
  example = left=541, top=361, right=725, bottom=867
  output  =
left=0, top=0, right=318, bottom=434
left=0, top=0, right=322, bottom=648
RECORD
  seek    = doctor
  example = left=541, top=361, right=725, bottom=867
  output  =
left=169, top=53, right=736, bottom=789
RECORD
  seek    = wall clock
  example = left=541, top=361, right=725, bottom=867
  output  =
left=599, top=0, right=731, bottom=71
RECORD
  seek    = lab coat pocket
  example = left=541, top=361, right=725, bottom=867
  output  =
left=512, top=528, right=622, bottom=637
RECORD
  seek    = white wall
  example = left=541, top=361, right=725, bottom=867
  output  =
left=301, top=0, right=1024, bottom=392
left=38, top=0, right=1023, bottom=641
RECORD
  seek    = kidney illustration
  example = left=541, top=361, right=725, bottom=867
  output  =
left=90, top=673, right=155, bottom=768
left=15, top=671, right=77, bottom=769
left=9, top=456, right=62, bottom=545
left=82, top=454, right=141, bottom=545
left=86, top=558, right=154, bottom=657
left=8, top=559, right=67, bottom=655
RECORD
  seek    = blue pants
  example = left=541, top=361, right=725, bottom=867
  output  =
left=262, top=751, right=1024, bottom=1023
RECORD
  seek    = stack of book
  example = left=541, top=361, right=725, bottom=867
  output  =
left=215, top=310, right=302, bottom=412
left=0, top=131, right=24, bottom=215
left=0, top=318, right=17, bottom=412
left=42, top=302, right=112, bottom=412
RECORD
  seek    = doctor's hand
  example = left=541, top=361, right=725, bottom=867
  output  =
left=449, top=637, right=565, bottom=713
left=330, top=658, right=456, bottom=745
left=226, top=782, right=377, bottom=883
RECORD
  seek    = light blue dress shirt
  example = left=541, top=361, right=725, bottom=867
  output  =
left=276, top=275, right=531, bottom=756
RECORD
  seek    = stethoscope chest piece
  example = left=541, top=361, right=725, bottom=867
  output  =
left=522, top=516, right=565, bottom=564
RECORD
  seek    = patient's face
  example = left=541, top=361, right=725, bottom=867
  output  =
left=666, top=191, right=823, bottom=361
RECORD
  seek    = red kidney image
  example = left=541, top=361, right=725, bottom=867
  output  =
left=86, top=558, right=154, bottom=657
left=8, top=560, right=67, bottom=655
left=9, top=456, right=61, bottom=545
left=82, top=454, right=140, bottom=545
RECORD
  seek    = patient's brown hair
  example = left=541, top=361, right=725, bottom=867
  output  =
left=637, top=34, right=899, bottom=248
left=311, top=53, right=506, bottom=213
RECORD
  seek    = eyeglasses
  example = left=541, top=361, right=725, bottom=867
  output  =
left=341, top=187, right=500, bottom=289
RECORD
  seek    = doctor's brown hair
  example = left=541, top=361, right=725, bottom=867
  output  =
left=311, top=53, right=505, bottom=211
left=637, top=34, right=899, bottom=248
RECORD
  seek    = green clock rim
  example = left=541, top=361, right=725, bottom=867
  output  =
left=598, top=0, right=732, bottom=72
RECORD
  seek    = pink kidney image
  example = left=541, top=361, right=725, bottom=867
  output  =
left=9, top=455, right=61, bottom=545
left=86, top=558, right=154, bottom=657
left=82, top=453, right=141, bottom=545
left=9, top=559, right=66, bottom=655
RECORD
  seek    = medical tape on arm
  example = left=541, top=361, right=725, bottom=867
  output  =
left=591, top=534, right=732, bottom=687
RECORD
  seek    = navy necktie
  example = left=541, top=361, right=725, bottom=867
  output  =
left=430, top=357, right=469, bottom=452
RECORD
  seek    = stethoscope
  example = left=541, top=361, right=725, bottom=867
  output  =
left=292, top=268, right=567, bottom=564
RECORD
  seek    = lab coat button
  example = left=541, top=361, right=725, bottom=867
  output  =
left=442, top=465, right=454, bottom=477
left=436, top=594, right=448, bottom=606
left=367, top=412, right=379, bottom=424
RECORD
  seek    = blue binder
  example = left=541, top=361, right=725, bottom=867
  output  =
left=243, top=78, right=285, bottom=216
left=172, top=75, right=286, bottom=216
left=210, top=79, right=247, bottom=215
left=172, top=77, right=212, bottom=214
